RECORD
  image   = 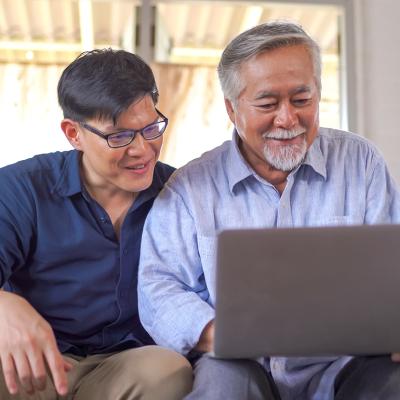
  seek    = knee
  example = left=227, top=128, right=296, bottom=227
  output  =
left=187, top=357, right=272, bottom=400
left=142, top=346, right=192, bottom=381
left=134, top=346, right=193, bottom=399
left=196, top=356, right=262, bottom=381
left=336, top=356, right=400, bottom=400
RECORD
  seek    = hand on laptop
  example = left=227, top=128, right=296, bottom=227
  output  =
left=195, top=320, right=215, bottom=353
left=391, top=354, right=400, bottom=362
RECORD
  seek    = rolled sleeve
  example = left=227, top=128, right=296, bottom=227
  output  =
left=138, top=184, right=215, bottom=355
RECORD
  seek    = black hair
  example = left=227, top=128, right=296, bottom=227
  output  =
left=57, top=48, right=159, bottom=124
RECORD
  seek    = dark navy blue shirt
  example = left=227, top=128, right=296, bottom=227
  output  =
left=0, top=150, right=174, bottom=356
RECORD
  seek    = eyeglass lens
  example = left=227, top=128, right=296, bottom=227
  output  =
left=107, top=120, right=166, bottom=147
left=142, top=121, right=166, bottom=139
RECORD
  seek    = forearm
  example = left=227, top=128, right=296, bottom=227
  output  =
left=138, top=182, right=218, bottom=353
left=139, top=282, right=215, bottom=354
left=0, top=290, right=22, bottom=302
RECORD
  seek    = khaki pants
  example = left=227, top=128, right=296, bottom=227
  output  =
left=0, top=346, right=193, bottom=400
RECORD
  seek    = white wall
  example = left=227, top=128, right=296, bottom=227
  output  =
left=353, top=0, right=400, bottom=183
left=1, top=0, right=399, bottom=183
left=0, top=65, right=70, bottom=168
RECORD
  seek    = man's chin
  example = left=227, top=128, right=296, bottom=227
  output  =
left=264, top=151, right=307, bottom=172
left=268, top=162, right=301, bottom=172
left=263, top=141, right=308, bottom=172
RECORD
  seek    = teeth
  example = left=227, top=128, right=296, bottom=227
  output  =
left=132, top=164, right=145, bottom=169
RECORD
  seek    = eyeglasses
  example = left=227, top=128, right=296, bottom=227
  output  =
left=80, top=108, right=168, bottom=148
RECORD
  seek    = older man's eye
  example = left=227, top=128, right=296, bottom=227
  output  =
left=258, top=103, right=277, bottom=109
left=292, top=98, right=311, bottom=106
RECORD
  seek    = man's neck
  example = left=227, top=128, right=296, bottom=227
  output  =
left=88, top=185, right=136, bottom=239
left=247, top=158, right=290, bottom=194
left=80, top=163, right=137, bottom=237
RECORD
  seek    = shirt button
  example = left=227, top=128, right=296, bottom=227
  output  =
left=271, top=359, right=280, bottom=372
left=123, top=249, right=128, bottom=255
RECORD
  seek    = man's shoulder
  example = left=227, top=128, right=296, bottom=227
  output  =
left=169, top=141, right=231, bottom=183
left=153, top=161, right=175, bottom=184
left=318, top=127, right=381, bottom=157
left=319, top=127, right=377, bottom=148
left=0, top=151, right=75, bottom=176
left=0, top=150, right=76, bottom=190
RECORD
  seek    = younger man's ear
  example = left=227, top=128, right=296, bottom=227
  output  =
left=224, top=98, right=236, bottom=124
left=61, top=119, right=83, bottom=150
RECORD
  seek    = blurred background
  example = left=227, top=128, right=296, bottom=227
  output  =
left=0, top=0, right=399, bottom=181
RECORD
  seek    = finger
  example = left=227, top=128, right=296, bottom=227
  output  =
left=12, top=352, right=34, bottom=395
left=1, top=354, right=19, bottom=395
left=43, top=345, right=68, bottom=396
left=63, top=359, right=74, bottom=372
left=26, top=350, right=47, bottom=392
left=391, top=353, right=400, bottom=362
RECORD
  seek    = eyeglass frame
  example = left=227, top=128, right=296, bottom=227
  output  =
left=79, top=108, right=168, bottom=148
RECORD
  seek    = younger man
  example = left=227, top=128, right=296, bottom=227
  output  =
left=0, top=49, right=192, bottom=399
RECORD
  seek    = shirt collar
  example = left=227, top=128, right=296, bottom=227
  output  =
left=133, top=162, right=167, bottom=209
left=226, top=130, right=258, bottom=193
left=52, top=150, right=83, bottom=197
left=226, top=129, right=327, bottom=193
left=302, top=133, right=327, bottom=179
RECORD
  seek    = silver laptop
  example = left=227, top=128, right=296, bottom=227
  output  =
left=213, top=224, right=400, bottom=359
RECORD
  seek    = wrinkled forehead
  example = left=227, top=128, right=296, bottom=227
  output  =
left=237, top=46, right=318, bottom=97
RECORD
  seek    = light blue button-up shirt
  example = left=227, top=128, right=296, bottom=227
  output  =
left=138, top=128, right=400, bottom=400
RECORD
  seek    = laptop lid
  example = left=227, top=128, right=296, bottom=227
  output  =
left=213, top=224, right=400, bottom=359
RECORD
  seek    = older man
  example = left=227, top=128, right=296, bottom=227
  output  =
left=138, top=22, right=400, bottom=400
left=0, top=49, right=192, bottom=399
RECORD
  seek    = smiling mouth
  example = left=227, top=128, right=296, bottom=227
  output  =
left=266, top=133, right=305, bottom=144
left=127, top=164, right=146, bottom=170
left=267, top=132, right=305, bottom=139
